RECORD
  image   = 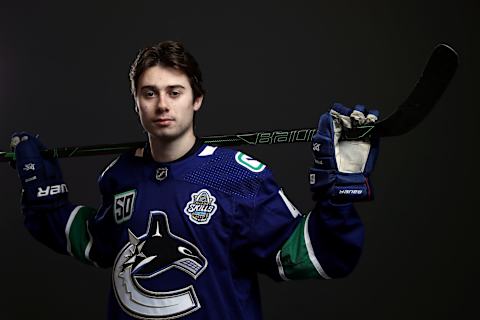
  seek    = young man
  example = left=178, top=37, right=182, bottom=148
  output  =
left=11, top=40, right=379, bottom=319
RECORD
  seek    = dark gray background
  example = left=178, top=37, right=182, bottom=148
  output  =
left=0, top=0, right=477, bottom=319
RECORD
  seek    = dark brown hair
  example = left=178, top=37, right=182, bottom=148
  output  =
left=129, top=40, right=205, bottom=100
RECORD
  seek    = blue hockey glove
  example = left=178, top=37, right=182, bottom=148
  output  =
left=10, top=132, right=68, bottom=207
left=309, top=103, right=380, bottom=202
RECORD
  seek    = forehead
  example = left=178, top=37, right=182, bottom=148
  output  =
left=138, top=65, right=190, bottom=88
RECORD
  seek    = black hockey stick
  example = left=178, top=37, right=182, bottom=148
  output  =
left=342, top=43, right=458, bottom=140
left=0, top=128, right=318, bottom=162
left=0, top=43, right=458, bottom=163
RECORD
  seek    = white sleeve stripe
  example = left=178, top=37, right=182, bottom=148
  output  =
left=275, top=250, right=290, bottom=281
left=304, top=214, right=331, bottom=279
left=100, top=157, right=119, bottom=178
left=65, top=205, right=84, bottom=256
left=84, top=220, right=99, bottom=268
left=278, top=189, right=301, bottom=218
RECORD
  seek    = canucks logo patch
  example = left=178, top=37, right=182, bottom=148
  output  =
left=113, top=211, right=207, bottom=318
left=235, top=152, right=266, bottom=172
left=184, top=189, right=217, bottom=224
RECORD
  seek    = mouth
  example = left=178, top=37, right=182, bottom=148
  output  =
left=153, top=118, right=174, bottom=126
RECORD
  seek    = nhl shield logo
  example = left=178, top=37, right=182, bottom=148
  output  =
left=184, top=189, right=218, bottom=224
left=155, top=167, right=168, bottom=181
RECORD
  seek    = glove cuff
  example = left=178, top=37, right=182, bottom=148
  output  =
left=310, top=167, right=373, bottom=202
left=21, top=180, right=69, bottom=208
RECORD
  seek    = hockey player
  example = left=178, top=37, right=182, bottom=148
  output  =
left=10, top=40, right=379, bottom=319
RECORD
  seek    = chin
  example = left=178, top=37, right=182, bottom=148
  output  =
left=146, top=122, right=193, bottom=142
left=148, top=128, right=182, bottom=142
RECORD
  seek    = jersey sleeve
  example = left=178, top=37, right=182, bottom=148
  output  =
left=231, top=160, right=364, bottom=281
left=276, top=200, right=364, bottom=280
left=22, top=157, right=123, bottom=268
left=231, top=167, right=302, bottom=280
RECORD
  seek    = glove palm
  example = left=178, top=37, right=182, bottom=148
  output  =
left=310, top=103, right=380, bottom=202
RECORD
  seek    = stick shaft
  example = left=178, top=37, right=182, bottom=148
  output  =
left=0, top=128, right=317, bottom=162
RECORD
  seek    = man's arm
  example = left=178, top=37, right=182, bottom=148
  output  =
left=275, top=201, right=363, bottom=280
left=277, top=103, right=379, bottom=280
left=12, top=132, right=117, bottom=267
left=238, top=104, right=378, bottom=281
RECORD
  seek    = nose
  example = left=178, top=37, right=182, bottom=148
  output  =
left=156, top=92, right=170, bottom=112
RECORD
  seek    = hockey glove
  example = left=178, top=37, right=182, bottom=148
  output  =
left=309, top=103, right=380, bottom=202
left=11, top=132, right=68, bottom=208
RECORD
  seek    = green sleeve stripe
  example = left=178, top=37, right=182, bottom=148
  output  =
left=65, top=206, right=97, bottom=265
left=278, top=214, right=331, bottom=280
left=279, top=216, right=319, bottom=279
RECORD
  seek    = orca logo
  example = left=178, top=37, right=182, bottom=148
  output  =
left=113, top=211, right=207, bottom=319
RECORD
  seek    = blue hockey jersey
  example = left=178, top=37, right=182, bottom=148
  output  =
left=22, top=142, right=364, bottom=319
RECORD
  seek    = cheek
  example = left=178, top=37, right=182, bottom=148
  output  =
left=136, top=106, right=151, bottom=124
left=137, top=102, right=153, bottom=115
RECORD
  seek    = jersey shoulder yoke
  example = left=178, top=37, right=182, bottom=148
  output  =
left=183, top=146, right=271, bottom=200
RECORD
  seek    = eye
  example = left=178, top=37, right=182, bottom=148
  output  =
left=178, top=246, right=195, bottom=257
left=169, top=90, right=181, bottom=98
left=141, top=89, right=157, bottom=98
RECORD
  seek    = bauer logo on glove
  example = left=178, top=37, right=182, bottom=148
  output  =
left=10, top=132, right=69, bottom=207
left=309, top=103, right=380, bottom=202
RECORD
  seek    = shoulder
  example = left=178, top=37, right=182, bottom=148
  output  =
left=97, top=148, right=142, bottom=194
left=182, top=145, right=275, bottom=200
left=199, top=145, right=268, bottom=172
left=193, top=145, right=271, bottom=178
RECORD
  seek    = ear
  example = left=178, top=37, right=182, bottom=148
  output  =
left=134, top=99, right=139, bottom=114
left=193, top=95, right=203, bottom=111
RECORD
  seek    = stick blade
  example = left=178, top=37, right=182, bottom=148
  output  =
left=375, top=43, right=459, bottom=137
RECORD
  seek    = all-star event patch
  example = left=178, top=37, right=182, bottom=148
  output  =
left=184, top=189, right=217, bottom=224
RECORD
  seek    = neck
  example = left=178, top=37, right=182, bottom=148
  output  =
left=148, top=130, right=197, bottom=163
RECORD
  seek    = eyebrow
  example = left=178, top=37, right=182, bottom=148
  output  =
left=139, top=84, right=186, bottom=91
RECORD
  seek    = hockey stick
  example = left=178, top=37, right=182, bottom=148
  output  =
left=342, top=43, right=458, bottom=140
left=0, top=128, right=318, bottom=162
left=0, top=43, right=458, bottom=163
